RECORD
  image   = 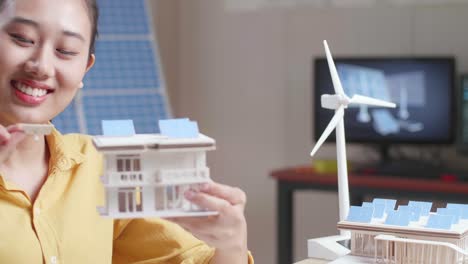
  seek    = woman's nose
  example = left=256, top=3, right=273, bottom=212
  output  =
left=24, top=50, right=55, bottom=79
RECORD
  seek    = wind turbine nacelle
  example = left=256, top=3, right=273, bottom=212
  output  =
left=321, top=94, right=347, bottom=110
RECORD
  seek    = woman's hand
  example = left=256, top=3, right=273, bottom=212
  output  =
left=0, top=124, right=26, bottom=164
left=169, top=182, right=249, bottom=264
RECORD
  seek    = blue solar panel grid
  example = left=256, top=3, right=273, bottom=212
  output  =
left=52, top=101, right=81, bottom=134
left=53, top=0, right=172, bottom=135
left=84, top=40, right=160, bottom=90
left=84, top=94, right=169, bottom=135
left=97, top=0, right=150, bottom=35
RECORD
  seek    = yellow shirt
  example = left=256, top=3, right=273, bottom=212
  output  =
left=0, top=129, right=251, bottom=264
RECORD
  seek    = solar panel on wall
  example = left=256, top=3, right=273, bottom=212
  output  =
left=52, top=0, right=171, bottom=135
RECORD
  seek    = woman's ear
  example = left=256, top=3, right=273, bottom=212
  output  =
left=86, top=54, right=95, bottom=73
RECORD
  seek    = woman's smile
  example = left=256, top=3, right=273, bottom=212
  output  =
left=10, top=79, right=53, bottom=106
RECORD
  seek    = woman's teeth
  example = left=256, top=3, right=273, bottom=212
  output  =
left=16, top=83, right=47, bottom=97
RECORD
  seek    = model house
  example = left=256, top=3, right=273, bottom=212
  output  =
left=337, top=199, right=468, bottom=263
left=94, top=119, right=217, bottom=218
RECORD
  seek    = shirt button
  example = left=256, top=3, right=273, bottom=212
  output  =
left=50, top=256, right=58, bottom=264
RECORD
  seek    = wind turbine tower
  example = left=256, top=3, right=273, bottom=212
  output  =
left=310, top=40, right=396, bottom=234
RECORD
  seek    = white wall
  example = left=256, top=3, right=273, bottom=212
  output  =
left=151, top=1, right=468, bottom=263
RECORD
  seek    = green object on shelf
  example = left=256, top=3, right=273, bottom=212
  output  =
left=312, top=159, right=352, bottom=174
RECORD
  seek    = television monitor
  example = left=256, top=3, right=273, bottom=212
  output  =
left=457, top=74, right=468, bottom=154
left=313, top=57, right=455, bottom=161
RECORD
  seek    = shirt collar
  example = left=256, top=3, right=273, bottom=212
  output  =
left=46, top=128, right=86, bottom=171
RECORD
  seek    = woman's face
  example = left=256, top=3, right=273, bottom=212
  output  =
left=0, top=0, right=95, bottom=125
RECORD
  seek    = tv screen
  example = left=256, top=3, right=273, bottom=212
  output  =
left=314, top=57, right=455, bottom=144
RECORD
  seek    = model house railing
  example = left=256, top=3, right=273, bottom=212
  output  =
left=374, top=234, right=468, bottom=264
left=102, top=168, right=210, bottom=186
left=102, top=171, right=144, bottom=185
left=155, top=168, right=210, bottom=185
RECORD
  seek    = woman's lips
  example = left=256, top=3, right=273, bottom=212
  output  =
left=11, top=80, right=49, bottom=106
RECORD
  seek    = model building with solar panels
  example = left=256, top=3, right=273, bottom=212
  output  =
left=308, top=40, right=468, bottom=264
left=330, top=199, right=468, bottom=263
left=93, top=118, right=218, bottom=219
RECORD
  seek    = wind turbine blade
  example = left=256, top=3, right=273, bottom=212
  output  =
left=310, top=106, right=345, bottom=156
left=349, top=94, right=396, bottom=108
left=324, top=40, right=347, bottom=98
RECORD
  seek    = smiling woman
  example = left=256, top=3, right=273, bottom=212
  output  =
left=0, top=0, right=252, bottom=263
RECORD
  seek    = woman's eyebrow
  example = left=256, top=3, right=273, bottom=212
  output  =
left=9, top=16, right=85, bottom=42
left=63, top=30, right=85, bottom=42
left=10, top=16, right=39, bottom=27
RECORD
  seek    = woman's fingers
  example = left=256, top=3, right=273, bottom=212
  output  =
left=185, top=190, right=231, bottom=212
left=7, top=124, right=25, bottom=134
left=7, top=132, right=27, bottom=147
left=0, top=126, right=11, bottom=145
left=0, top=124, right=25, bottom=145
left=199, top=182, right=247, bottom=206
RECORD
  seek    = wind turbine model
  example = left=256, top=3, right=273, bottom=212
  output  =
left=310, top=40, right=397, bottom=233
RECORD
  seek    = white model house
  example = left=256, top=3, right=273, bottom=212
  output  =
left=93, top=119, right=217, bottom=218
left=336, top=199, right=468, bottom=263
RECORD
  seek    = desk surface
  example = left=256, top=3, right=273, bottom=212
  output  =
left=271, top=166, right=468, bottom=194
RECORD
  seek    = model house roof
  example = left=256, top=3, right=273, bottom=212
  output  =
left=93, top=133, right=215, bottom=152
left=93, top=118, right=215, bottom=152
left=337, top=198, right=468, bottom=238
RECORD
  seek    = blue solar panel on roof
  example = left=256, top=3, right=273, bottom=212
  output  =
left=97, top=0, right=150, bottom=35
left=346, top=206, right=373, bottom=223
left=102, top=120, right=135, bottom=136
left=409, top=206, right=422, bottom=221
left=360, top=207, right=373, bottom=223
left=446, top=203, right=468, bottom=219
left=396, top=212, right=411, bottom=226
left=463, top=208, right=468, bottom=220
left=384, top=210, right=399, bottom=225
left=373, top=198, right=396, bottom=213
left=373, top=204, right=385, bottom=218
left=437, top=208, right=461, bottom=224
left=426, top=214, right=453, bottom=230
left=408, top=201, right=432, bottom=216
left=84, top=93, right=169, bottom=135
left=84, top=40, right=161, bottom=90
left=347, top=206, right=362, bottom=222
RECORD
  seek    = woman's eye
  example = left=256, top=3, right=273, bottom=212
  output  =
left=9, top=33, right=34, bottom=44
left=56, top=49, right=78, bottom=56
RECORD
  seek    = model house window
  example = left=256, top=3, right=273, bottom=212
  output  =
left=116, top=155, right=143, bottom=182
left=116, top=156, right=142, bottom=172
left=118, top=187, right=143, bottom=213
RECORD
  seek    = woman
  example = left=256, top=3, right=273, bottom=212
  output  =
left=0, top=0, right=252, bottom=263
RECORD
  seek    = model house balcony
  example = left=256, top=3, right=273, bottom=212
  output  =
left=155, top=168, right=210, bottom=185
left=102, top=171, right=146, bottom=187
